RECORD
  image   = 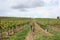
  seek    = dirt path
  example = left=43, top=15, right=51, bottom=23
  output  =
left=25, top=22, right=53, bottom=40
left=34, top=22, right=53, bottom=36
left=25, top=30, right=33, bottom=40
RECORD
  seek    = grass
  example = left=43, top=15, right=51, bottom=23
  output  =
left=37, top=18, right=60, bottom=26
left=34, top=25, right=60, bottom=40
left=6, top=25, right=30, bottom=40
left=34, top=32, right=50, bottom=40
left=0, top=17, right=60, bottom=40
left=34, top=18, right=60, bottom=40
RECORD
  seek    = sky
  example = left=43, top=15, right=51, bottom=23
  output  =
left=0, top=0, right=60, bottom=18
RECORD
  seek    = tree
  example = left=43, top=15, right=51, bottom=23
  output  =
left=57, top=16, right=59, bottom=19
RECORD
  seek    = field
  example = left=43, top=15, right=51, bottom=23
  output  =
left=0, top=17, right=60, bottom=40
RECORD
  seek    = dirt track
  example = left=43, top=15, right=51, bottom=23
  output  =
left=25, top=30, right=33, bottom=40
left=25, top=22, right=53, bottom=40
left=34, top=23, right=52, bottom=36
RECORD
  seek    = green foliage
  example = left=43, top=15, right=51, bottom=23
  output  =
left=6, top=26, right=30, bottom=40
left=0, top=17, right=30, bottom=40
left=0, top=17, right=30, bottom=31
left=1, top=17, right=60, bottom=40
left=37, top=18, right=60, bottom=26
left=34, top=33, right=50, bottom=40
left=35, top=18, right=60, bottom=40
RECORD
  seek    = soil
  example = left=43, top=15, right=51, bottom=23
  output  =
left=50, top=26, right=60, bottom=32
left=34, top=22, right=53, bottom=36
left=25, top=22, right=53, bottom=40
left=25, top=30, right=33, bottom=40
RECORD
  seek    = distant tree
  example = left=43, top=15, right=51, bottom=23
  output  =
left=57, top=16, right=59, bottom=19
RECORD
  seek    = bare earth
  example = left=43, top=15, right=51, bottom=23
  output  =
left=25, top=22, right=53, bottom=40
left=34, top=22, right=53, bottom=36
left=50, top=26, right=60, bottom=32
left=25, top=30, right=33, bottom=40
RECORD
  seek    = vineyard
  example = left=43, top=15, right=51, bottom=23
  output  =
left=0, top=17, right=30, bottom=40
left=0, top=17, right=60, bottom=40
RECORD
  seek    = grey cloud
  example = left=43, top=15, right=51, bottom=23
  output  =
left=12, top=0, right=45, bottom=10
left=19, top=8, right=27, bottom=11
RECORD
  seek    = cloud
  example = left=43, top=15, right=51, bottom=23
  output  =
left=4, top=7, right=50, bottom=18
left=0, top=0, right=60, bottom=18
left=12, top=0, right=45, bottom=10
left=48, top=6, right=60, bottom=18
left=12, top=0, right=59, bottom=11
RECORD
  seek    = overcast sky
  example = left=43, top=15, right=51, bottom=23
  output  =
left=0, top=0, right=60, bottom=18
